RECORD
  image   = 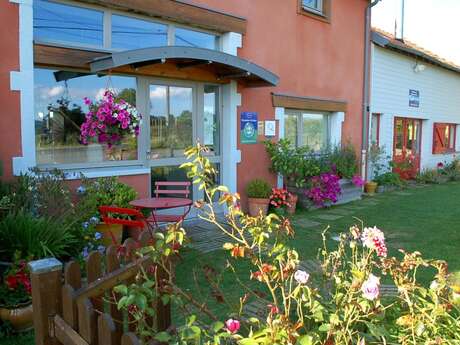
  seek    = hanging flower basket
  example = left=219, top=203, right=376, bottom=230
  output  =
left=80, top=90, right=141, bottom=149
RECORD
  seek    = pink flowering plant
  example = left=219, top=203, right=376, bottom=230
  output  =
left=111, top=144, right=460, bottom=345
left=306, top=172, right=341, bottom=206
left=80, top=90, right=141, bottom=148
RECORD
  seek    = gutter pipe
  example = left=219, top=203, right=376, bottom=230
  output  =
left=361, top=0, right=382, bottom=180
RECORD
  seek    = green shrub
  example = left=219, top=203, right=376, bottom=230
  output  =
left=0, top=211, right=76, bottom=261
left=246, top=179, right=272, bottom=198
left=374, top=172, right=404, bottom=187
left=327, top=144, right=358, bottom=179
left=416, top=168, right=441, bottom=184
left=79, top=176, right=138, bottom=216
left=264, top=140, right=354, bottom=187
left=7, top=168, right=74, bottom=220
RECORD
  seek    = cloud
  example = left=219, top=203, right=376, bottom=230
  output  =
left=149, top=86, right=192, bottom=99
left=150, top=86, right=167, bottom=99
left=48, top=85, right=65, bottom=97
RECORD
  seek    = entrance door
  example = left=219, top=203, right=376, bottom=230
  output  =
left=140, top=79, right=222, bottom=209
left=393, top=117, right=422, bottom=179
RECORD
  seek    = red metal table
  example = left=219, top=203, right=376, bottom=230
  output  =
left=130, top=197, right=193, bottom=228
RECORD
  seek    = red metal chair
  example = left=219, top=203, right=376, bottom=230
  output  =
left=150, top=181, right=192, bottom=226
left=99, top=206, right=155, bottom=244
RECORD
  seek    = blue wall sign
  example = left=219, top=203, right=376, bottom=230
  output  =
left=409, top=89, right=420, bottom=108
left=240, top=112, right=258, bottom=144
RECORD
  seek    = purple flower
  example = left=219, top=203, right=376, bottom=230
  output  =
left=361, top=274, right=380, bottom=300
left=352, top=175, right=365, bottom=187
left=76, top=185, right=86, bottom=194
left=97, top=245, right=106, bottom=254
left=94, top=232, right=102, bottom=240
left=82, top=246, right=89, bottom=258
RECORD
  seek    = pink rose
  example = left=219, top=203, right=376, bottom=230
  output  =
left=361, top=274, right=380, bottom=301
left=225, top=318, right=240, bottom=334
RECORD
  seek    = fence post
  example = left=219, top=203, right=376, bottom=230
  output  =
left=29, top=258, right=63, bottom=345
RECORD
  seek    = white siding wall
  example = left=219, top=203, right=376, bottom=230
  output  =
left=370, top=45, right=460, bottom=171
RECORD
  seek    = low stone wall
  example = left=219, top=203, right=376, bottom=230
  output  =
left=288, top=179, right=362, bottom=210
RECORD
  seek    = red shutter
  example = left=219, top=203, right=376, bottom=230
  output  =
left=433, top=123, right=447, bottom=154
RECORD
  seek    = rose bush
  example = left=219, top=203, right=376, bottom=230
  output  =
left=111, top=144, right=460, bottom=345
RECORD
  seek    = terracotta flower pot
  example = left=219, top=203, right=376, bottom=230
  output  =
left=0, top=303, right=33, bottom=332
left=248, top=198, right=270, bottom=217
left=364, top=181, right=378, bottom=195
left=286, top=194, right=298, bottom=215
left=95, top=223, right=124, bottom=246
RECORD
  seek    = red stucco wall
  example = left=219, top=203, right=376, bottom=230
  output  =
left=0, top=2, right=21, bottom=180
left=191, top=0, right=367, bottom=201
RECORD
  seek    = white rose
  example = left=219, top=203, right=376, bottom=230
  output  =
left=294, top=270, right=310, bottom=284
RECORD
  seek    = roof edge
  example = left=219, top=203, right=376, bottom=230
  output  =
left=371, top=30, right=460, bottom=75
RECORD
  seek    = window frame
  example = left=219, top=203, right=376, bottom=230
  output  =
left=433, top=122, right=457, bottom=155
left=297, top=0, right=331, bottom=23
left=284, top=109, right=330, bottom=151
left=33, top=0, right=222, bottom=52
left=370, top=113, right=381, bottom=146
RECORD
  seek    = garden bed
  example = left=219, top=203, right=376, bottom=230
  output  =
left=288, top=179, right=362, bottom=210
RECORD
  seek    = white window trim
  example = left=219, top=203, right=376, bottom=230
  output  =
left=33, top=0, right=221, bottom=51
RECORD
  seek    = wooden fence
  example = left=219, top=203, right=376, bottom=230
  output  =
left=29, top=230, right=171, bottom=345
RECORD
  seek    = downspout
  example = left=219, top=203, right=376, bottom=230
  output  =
left=361, top=0, right=382, bottom=180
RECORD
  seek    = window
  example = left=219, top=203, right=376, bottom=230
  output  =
left=34, top=68, right=138, bottom=166
left=111, top=15, right=168, bottom=50
left=370, top=113, right=380, bottom=145
left=298, top=0, right=331, bottom=22
left=203, top=85, right=220, bottom=155
left=34, top=0, right=220, bottom=51
left=175, top=27, right=218, bottom=49
left=302, top=0, right=323, bottom=14
left=433, top=123, right=457, bottom=154
left=284, top=110, right=329, bottom=151
left=149, top=85, right=193, bottom=159
left=33, top=0, right=104, bottom=47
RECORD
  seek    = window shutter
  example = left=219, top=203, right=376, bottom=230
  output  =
left=433, top=123, right=447, bottom=154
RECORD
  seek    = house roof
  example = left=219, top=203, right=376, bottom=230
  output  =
left=371, top=28, right=460, bottom=75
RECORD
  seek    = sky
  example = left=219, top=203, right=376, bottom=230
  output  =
left=372, top=0, right=460, bottom=65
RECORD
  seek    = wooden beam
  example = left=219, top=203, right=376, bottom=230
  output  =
left=74, top=256, right=152, bottom=304
left=34, top=44, right=104, bottom=69
left=272, top=93, right=348, bottom=112
left=53, top=315, right=89, bottom=345
left=78, top=0, right=247, bottom=34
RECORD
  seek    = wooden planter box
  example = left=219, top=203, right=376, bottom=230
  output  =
left=288, top=179, right=362, bottom=210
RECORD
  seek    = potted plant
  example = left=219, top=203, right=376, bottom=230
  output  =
left=80, top=90, right=141, bottom=159
left=269, top=188, right=295, bottom=216
left=0, top=255, right=33, bottom=332
left=366, top=144, right=389, bottom=195
left=246, top=179, right=272, bottom=216
left=78, top=176, right=138, bottom=245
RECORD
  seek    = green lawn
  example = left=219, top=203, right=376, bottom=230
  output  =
left=2, top=182, right=460, bottom=344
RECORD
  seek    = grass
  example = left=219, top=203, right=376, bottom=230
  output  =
left=2, top=182, right=460, bottom=344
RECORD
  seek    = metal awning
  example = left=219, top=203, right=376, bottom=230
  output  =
left=89, top=46, right=279, bottom=87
